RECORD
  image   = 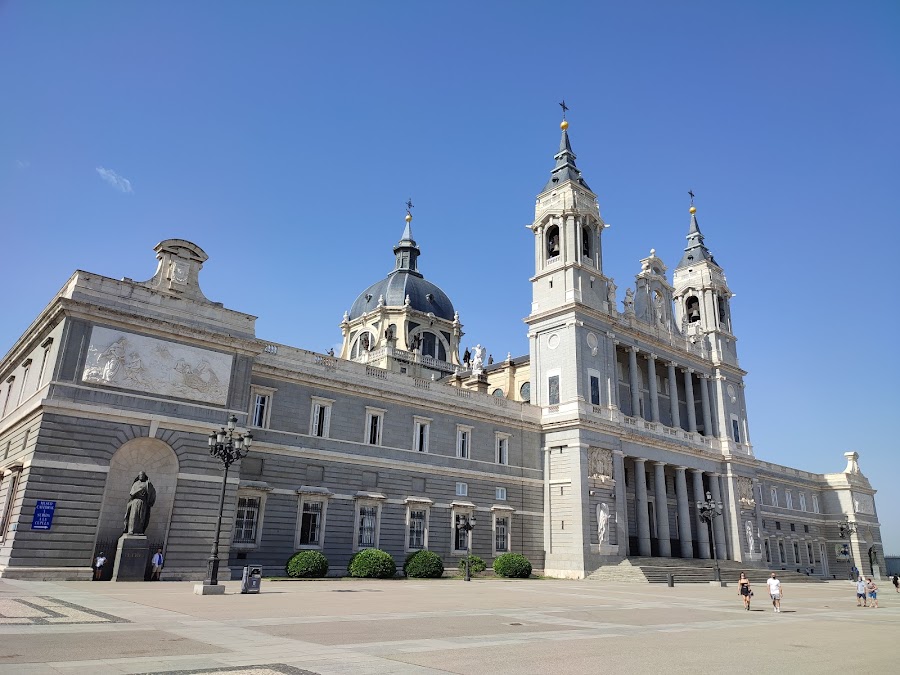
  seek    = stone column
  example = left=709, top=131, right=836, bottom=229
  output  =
left=691, top=469, right=710, bottom=559
left=699, top=374, right=713, bottom=437
left=683, top=368, right=697, bottom=433
left=647, top=354, right=660, bottom=423
left=708, top=473, right=728, bottom=561
left=667, top=362, right=680, bottom=430
left=653, top=462, right=671, bottom=557
left=634, top=458, right=651, bottom=556
left=607, top=338, right=620, bottom=409
left=613, top=450, right=629, bottom=555
left=628, top=347, right=641, bottom=418
left=536, top=225, right=545, bottom=271
left=675, top=467, right=693, bottom=558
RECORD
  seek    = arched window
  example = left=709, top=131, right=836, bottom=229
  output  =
left=351, top=331, right=375, bottom=358
left=685, top=296, right=701, bottom=323
left=546, top=225, right=560, bottom=258
left=717, top=294, right=728, bottom=325
left=492, top=388, right=505, bottom=397
left=582, top=225, right=591, bottom=258
left=421, top=332, right=436, bottom=358
left=519, top=382, right=531, bottom=403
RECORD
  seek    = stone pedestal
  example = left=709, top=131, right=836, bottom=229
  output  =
left=193, top=583, right=225, bottom=595
left=466, top=373, right=489, bottom=394
left=112, top=534, right=150, bottom=581
left=872, top=564, right=882, bottom=581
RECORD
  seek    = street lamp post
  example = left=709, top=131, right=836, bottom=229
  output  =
left=839, top=518, right=859, bottom=577
left=205, top=414, right=252, bottom=586
left=457, top=514, right=477, bottom=581
left=696, top=490, right=724, bottom=583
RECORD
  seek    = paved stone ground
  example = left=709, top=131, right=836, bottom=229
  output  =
left=0, top=577, right=895, bottom=674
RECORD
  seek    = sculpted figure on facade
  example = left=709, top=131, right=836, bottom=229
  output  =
left=588, top=447, right=613, bottom=479
left=471, top=344, right=486, bottom=374
left=607, top=280, right=617, bottom=310
left=124, top=471, right=156, bottom=535
left=745, top=520, right=755, bottom=553
left=737, top=477, right=755, bottom=507
left=597, top=503, right=610, bottom=544
left=623, top=288, right=635, bottom=315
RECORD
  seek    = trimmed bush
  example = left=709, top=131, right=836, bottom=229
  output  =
left=457, top=554, right=487, bottom=575
left=403, top=550, right=445, bottom=578
left=285, top=550, right=329, bottom=578
left=347, top=548, right=397, bottom=578
left=493, top=553, right=532, bottom=579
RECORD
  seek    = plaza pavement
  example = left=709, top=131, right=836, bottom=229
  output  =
left=0, top=576, right=895, bottom=674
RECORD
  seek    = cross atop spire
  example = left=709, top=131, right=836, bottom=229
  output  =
left=688, top=189, right=695, bottom=204
left=559, top=99, right=569, bottom=120
left=406, top=198, right=414, bottom=216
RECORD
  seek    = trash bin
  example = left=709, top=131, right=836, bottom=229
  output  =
left=241, top=565, right=262, bottom=594
left=667, top=573, right=675, bottom=587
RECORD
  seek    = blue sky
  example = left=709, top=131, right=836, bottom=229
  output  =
left=2, top=2, right=899, bottom=553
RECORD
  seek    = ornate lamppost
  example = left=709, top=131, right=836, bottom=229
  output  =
left=839, top=518, right=859, bottom=576
left=457, top=513, right=477, bottom=581
left=696, top=490, right=724, bottom=583
left=206, top=414, right=252, bottom=586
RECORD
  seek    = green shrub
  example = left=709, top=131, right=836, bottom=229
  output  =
left=347, top=548, right=397, bottom=578
left=285, top=550, right=329, bottom=578
left=493, top=553, right=532, bottom=579
left=457, top=555, right=487, bottom=575
left=403, top=550, right=445, bottom=578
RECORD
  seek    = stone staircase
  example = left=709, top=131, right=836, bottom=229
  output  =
left=587, top=557, right=825, bottom=584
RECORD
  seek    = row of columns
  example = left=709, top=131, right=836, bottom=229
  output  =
left=630, top=459, right=727, bottom=560
left=623, top=346, right=715, bottom=437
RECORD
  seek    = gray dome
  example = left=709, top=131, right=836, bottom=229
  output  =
left=349, top=270, right=455, bottom=321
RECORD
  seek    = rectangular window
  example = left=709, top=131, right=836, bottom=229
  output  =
left=765, top=540, right=771, bottom=563
left=807, top=542, right=814, bottom=564
left=2, top=377, right=15, bottom=417
left=16, top=361, right=31, bottom=406
left=812, top=495, right=820, bottom=514
left=408, top=509, right=427, bottom=550
left=799, top=492, right=807, bottom=512
left=299, top=501, right=323, bottom=546
left=775, top=521, right=781, bottom=530
left=770, top=487, right=778, bottom=508
left=494, top=516, right=509, bottom=553
left=790, top=523, right=795, bottom=532
left=309, top=397, right=333, bottom=437
left=455, top=482, right=468, bottom=497
left=37, top=338, right=54, bottom=387
left=731, top=418, right=741, bottom=443
left=249, top=386, right=276, bottom=428
left=0, top=470, right=22, bottom=541
left=364, top=407, right=385, bottom=446
left=495, top=433, right=509, bottom=465
left=792, top=542, right=800, bottom=563
left=804, top=524, right=809, bottom=533
left=358, top=505, right=377, bottom=548
left=456, top=426, right=471, bottom=459
left=413, top=417, right=431, bottom=453
left=496, top=487, right=507, bottom=501
left=785, top=491, right=793, bottom=510
left=589, top=375, right=600, bottom=405
left=233, top=496, right=260, bottom=544
left=548, top=375, right=560, bottom=405
left=778, top=540, right=786, bottom=564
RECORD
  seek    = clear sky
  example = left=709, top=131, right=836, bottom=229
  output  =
left=2, top=2, right=898, bottom=553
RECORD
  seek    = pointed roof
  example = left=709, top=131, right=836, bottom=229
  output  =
left=393, top=213, right=421, bottom=275
left=542, top=121, right=592, bottom=193
left=676, top=206, right=718, bottom=269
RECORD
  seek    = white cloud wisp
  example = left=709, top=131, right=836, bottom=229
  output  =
left=96, top=166, right=134, bottom=193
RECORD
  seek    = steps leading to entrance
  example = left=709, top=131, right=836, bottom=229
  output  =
left=587, top=557, right=825, bottom=584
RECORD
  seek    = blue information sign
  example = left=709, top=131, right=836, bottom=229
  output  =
left=31, top=500, right=56, bottom=530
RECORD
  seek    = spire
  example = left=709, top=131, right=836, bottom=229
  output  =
left=676, top=198, right=718, bottom=269
left=542, top=104, right=592, bottom=193
left=393, top=200, right=422, bottom=276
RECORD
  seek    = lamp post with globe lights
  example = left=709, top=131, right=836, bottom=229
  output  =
left=205, top=414, right=252, bottom=587
left=696, top=490, right=724, bottom=583
left=456, top=514, right=477, bottom=581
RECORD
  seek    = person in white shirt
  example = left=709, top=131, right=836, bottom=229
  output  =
left=93, top=552, right=107, bottom=581
left=856, top=576, right=868, bottom=606
left=151, top=548, right=164, bottom=581
left=766, top=572, right=783, bottom=612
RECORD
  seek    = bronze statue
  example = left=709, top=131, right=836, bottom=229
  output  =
left=124, top=471, right=156, bottom=535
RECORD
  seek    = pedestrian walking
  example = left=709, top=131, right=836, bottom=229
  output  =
left=856, top=576, right=868, bottom=606
left=892, top=573, right=899, bottom=593
left=850, top=564, right=859, bottom=581
left=766, top=572, right=783, bottom=612
left=865, top=578, right=878, bottom=608
left=151, top=548, right=164, bottom=580
left=738, top=572, right=752, bottom=610
left=93, top=551, right=107, bottom=581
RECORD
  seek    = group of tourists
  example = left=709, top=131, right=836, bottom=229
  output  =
left=735, top=569, right=897, bottom=612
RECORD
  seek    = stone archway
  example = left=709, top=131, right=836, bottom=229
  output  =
left=96, top=438, right=179, bottom=548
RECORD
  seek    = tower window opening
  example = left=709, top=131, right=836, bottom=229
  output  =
left=546, top=225, right=560, bottom=258
left=685, top=296, right=701, bottom=323
left=717, top=294, right=728, bottom=325
left=582, top=226, right=591, bottom=258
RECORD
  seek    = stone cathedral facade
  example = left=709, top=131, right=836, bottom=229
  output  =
left=0, top=117, right=883, bottom=581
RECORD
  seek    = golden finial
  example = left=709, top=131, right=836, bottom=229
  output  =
left=560, top=119, right=569, bottom=130
left=688, top=189, right=696, bottom=214
left=559, top=99, right=569, bottom=130
left=689, top=205, right=696, bottom=214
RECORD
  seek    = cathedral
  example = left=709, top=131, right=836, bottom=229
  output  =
left=0, top=115, right=883, bottom=582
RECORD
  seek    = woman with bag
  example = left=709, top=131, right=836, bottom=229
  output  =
left=738, top=572, right=752, bottom=610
